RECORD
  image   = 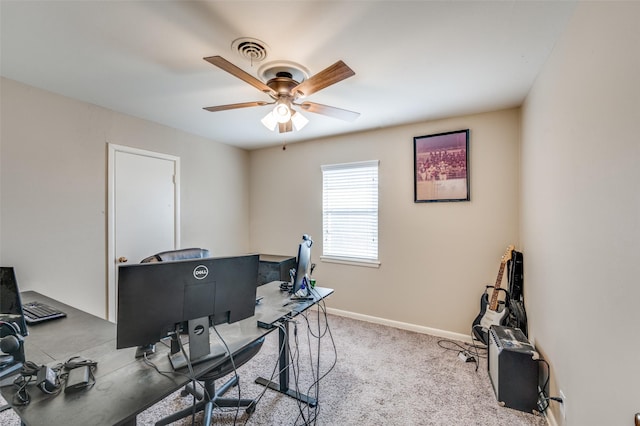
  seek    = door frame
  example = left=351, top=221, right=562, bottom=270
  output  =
left=106, top=143, right=181, bottom=322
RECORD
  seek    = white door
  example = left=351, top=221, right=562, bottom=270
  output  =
left=107, top=144, right=180, bottom=321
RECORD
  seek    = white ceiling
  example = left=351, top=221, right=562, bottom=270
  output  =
left=0, top=1, right=576, bottom=150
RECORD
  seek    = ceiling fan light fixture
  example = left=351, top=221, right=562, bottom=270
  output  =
left=261, top=111, right=278, bottom=131
left=291, top=110, right=309, bottom=131
left=273, top=100, right=291, bottom=124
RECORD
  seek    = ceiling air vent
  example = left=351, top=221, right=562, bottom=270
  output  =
left=231, top=38, right=269, bottom=64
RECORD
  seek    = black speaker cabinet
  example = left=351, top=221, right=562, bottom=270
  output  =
left=257, top=254, right=296, bottom=286
left=488, top=325, right=539, bottom=413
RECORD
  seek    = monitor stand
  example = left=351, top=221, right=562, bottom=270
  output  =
left=168, top=317, right=226, bottom=370
left=289, top=283, right=314, bottom=302
left=135, top=344, right=156, bottom=358
left=289, top=296, right=314, bottom=301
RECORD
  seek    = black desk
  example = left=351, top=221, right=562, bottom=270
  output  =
left=0, top=282, right=333, bottom=426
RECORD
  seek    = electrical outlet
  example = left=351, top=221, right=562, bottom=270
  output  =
left=559, top=390, right=567, bottom=420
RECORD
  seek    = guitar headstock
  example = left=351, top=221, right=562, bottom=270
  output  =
left=501, top=245, right=515, bottom=263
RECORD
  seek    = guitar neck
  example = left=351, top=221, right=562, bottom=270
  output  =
left=488, top=262, right=507, bottom=311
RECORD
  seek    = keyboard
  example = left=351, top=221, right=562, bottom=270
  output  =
left=22, top=301, right=67, bottom=324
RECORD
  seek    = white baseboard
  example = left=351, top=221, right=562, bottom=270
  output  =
left=324, top=307, right=473, bottom=343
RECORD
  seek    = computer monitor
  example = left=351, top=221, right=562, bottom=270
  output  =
left=0, top=267, right=28, bottom=337
left=291, top=235, right=313, bottom=296
left=116, top=254, right=259, bottom=366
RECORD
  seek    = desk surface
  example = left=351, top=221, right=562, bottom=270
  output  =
left=1, top=282, right=333, bottom=426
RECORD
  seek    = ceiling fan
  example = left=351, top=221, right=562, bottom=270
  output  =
left=203, top=56, right=360, bottom=133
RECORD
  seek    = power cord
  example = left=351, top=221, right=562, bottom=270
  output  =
left=438, top=334, right=487, bottom=372
left=536, top=358, right=564, bottom=413
left=61, top=356, right=98, bottom=393
left=263, top=295, right=333, bottom=426
left=211, top=324, right=242, bottom=426
left=173, top=329, right=200, bottom=426
left=308, top=296, right=336, bottom=419
left=12, top=361, right=50, bottom=406
left=470, top=325, right=490, bottom=371
left=143, top=329, right=205, bottom=426
left=289, top=292, right=337, bottom=426
left=62, top=356, right=97, bottom=370
left=251, top=320, right=292, bottom=408
left=11, top=355, right=98, bottom=406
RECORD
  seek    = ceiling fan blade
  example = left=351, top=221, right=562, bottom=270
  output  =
left=203, top=101, right=271, bottom=112
left=298, top=102, right=360, bottom=122
left=204, top=56, right=276, bottom=97
left=278, top=121, right=293, bottom=133
left=292, top=60, right=355, bottom=98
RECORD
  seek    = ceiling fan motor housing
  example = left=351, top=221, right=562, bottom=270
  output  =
left=267, top=73, right=299, bottom=98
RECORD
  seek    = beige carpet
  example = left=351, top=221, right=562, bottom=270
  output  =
left=1, top=311, right=547, bottom=425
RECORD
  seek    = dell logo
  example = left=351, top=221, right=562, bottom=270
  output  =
left=193, top=265, right=209, bottom=280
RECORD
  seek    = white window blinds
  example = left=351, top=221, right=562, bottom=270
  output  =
left=322, top=160, right=379, bottom=262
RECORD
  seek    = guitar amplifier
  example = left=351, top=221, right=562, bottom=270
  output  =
left=488, top=325, right=539, bottom=413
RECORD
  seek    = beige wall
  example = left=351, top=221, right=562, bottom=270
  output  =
left=0, top=78, right=251, bottom=318
left=521, top=2, right=640, bottom=425
left=249, top=108, right=521, bottom=337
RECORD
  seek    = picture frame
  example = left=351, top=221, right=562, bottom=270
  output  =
left=413, top=129, right=469, bottom=202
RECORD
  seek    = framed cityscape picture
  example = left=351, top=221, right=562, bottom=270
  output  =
left=413, top=129, right=469, bottom=202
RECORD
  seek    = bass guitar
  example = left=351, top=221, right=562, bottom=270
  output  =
left=472, top=245, right=514, bottom=345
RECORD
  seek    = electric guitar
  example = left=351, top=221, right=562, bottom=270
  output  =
left=472, top=245, right=515, bottom=345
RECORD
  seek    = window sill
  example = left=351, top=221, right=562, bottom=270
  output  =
left=320, top=256, right=380, bottom=268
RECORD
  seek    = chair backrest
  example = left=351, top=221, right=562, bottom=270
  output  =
left=140, top=248, right=210, bottom=263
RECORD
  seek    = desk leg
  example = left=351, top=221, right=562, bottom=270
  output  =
left=255, top=320, right=317, bottom=407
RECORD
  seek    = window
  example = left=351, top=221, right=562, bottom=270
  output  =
left=321, top=160, right=379, bottom=266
